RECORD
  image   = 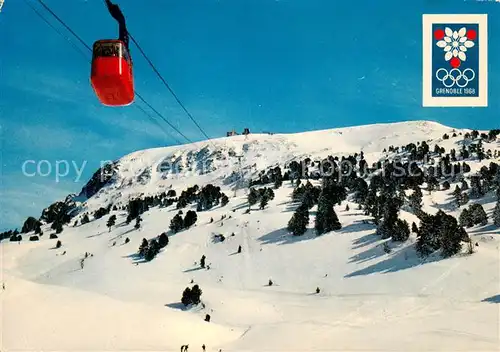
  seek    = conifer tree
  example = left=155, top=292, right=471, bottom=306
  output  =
left=440, top=214, right=467, bottom=258
left=409, top=186, right=423, bottom=213
left=221, top=194, right=229, bottom=207
left=190, top=284, right=203, bottom=305
left=260, top=189, right=271, bottom=209
left=170, top=213, right=184, bottom=233
left=416, top=213, right=440, bottom=257
left=248, top=188, right=259, bottom=208
left=134, top=216, right=142, bottom=230
left=453, top=185, right=462, bottom=207
left=416, top=211, right=464, bottom=257
left=181, top=287, right=192, bottom=306
left=459, top=208, right=474, bottom=228
left=107, top=215, right=117, bottom=232
left=411, top=222, right=418, bottom=233
left=315, top=188, right=341, bottom=236
left=469, top=203, right=488, bottom=226
left=460, top=192, right=470, bottom=206
left=54, top=222, right=63, bottom=234
left=288, top=203, right=309, bottom=236
left=353, top=177, right=368, bottom=204
left=470, top=176, right=483, bottom=199
left=138, top=238, right=149, bottom=257
left=493, top=200, right=500, bottom=227
left=183, top=210, right=198, bottom=228
left=158, top=232, right=169, bottom=248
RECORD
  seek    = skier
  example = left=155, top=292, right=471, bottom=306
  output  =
left=202, top=344, right=206, bottom=352
left=104, top=0, right=129, bottom=50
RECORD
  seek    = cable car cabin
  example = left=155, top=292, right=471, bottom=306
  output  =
left=91, top=40, right=134, bottom=107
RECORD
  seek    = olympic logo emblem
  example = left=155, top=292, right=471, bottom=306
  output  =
left=435, top=68, right=475, bottom=88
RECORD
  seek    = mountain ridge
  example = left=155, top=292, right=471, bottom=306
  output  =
left=2, top=119, right=499, bottom=352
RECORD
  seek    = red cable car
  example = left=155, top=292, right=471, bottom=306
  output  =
left=90, top=39, right=134, bottom=106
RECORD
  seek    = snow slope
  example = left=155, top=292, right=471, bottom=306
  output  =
left=2, top=120, right=499, bottom=352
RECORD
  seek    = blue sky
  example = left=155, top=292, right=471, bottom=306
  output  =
left=1, top=0, right=499, bottom=231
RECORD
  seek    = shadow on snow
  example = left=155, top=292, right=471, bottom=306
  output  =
left=122, top=252, right=147, bottom=264
left=257, top=227, right=319, bottom=246
left=183, top=266, right=204, bottom=273
left=339, top=220, right=376, bottom=236
left=164, top=302, right=186, bottom=310
left=345, top=245, right=443, bottom=278
left=482, top=294, right=500, bottom=304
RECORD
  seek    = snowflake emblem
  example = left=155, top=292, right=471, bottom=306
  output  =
left=434, top=27, right=476, bottom=68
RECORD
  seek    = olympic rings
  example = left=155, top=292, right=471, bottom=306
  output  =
left=435, top=68, right=475, bottom=88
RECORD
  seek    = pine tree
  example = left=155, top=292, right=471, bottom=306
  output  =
left=416, top=211, right=464, bottom=257
left=493, top=201, right=500, bottom=227
left=170, top=213, right=184, bottom=233
left=453, top=185, right=462, bottom=207
left=200, top=255, right=206, bottom=268
left=411, top=221, right=418, bottom=233
left=138, top=238, right=149, bottom=257
left=353, top=178, right=368, bottom=204
left=409, top=187, right=423, bottom=213
left=460, top=192, right=470, bottom=206
left=440, top=213, right=467, bottom=258
left=302, top=188, right=315, bottom=209
left=459, top=209, right=474, bottom=228
left=107, top=215, right=117, bottom=232
left=274, top=177, right=283, bottom=189
left=469, top=203, right=488, bottom=226
left=190, top=284, right=203, bottom=305
left=460, top=179, right=469, bottom=190
left=260, top=194, right=269, bottom=209
left=144, top=239, right=160, bottom=261
left=134, top=216, right=142, bottom=230
left=54, top=222, right=63, bottom=234
left=184, top=210, right=198, bottom=228
left=315, top=190, right=341, bottom=236
left=288, top=203, right=309, bottom=236
left=220, top=194, right=229, bottom=207
left=415, top=213, right=440, bottom=257
left=393, top=219, right=411, bottom=242
left=470, top=176, right=483, bottom=199
left=158, top=232, right=169, bottom=248
left=181, top=287, right=192, bottom=306
left=248, top=188, right=259, bottom=208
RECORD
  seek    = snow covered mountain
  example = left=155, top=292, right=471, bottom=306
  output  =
left=79, top=120, right=467, bottom=210
left=2, top=120, right=500, bottom=352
